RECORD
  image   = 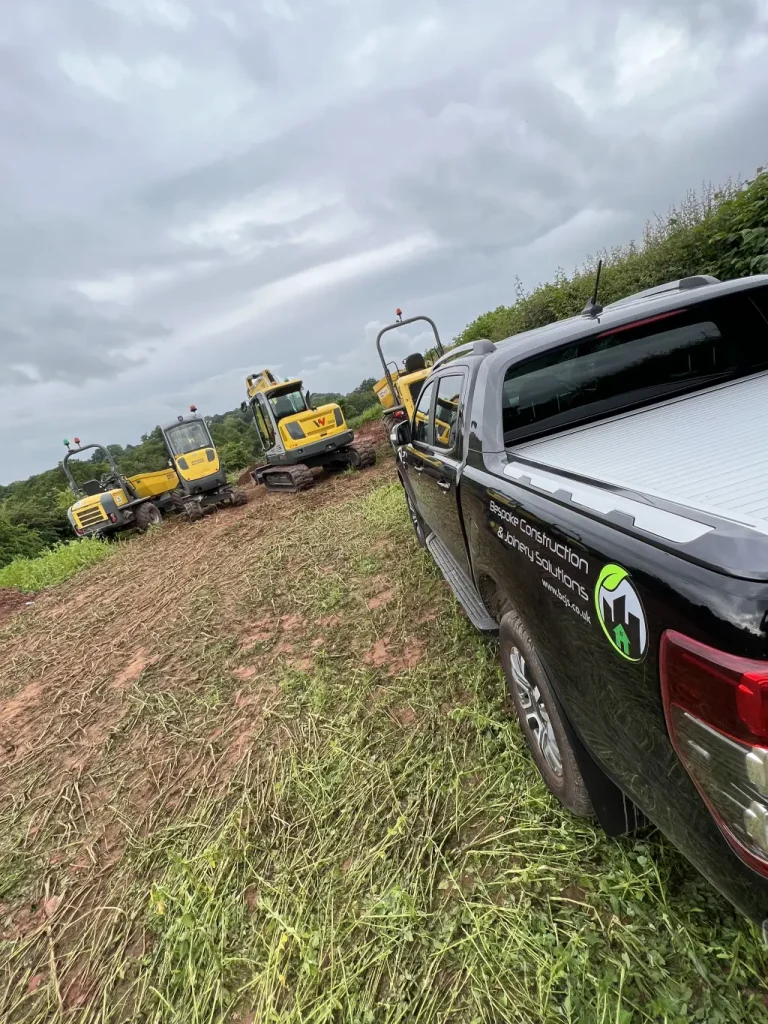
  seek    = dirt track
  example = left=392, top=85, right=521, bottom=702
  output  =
left=0, top=419, right=392, bottom=780
left=0, top=589, right=32, bottom=629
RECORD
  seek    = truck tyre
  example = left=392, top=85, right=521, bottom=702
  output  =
left=499, top=610, right=593, bottom=817
left=135, top=502, right=163, bottom=532
left=231, top=488, right=248, bottom=506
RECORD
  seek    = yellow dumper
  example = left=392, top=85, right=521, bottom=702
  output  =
left=64, top=439, right=179, bottom=538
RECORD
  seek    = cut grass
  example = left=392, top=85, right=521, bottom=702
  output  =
left=0, top=537, right=114, bottom=593
left=1, top=463, right=767, bottom=1022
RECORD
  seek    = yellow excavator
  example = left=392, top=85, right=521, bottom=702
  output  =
left=160, top=406, right=248, bottom=519
left=372, top=310, right=445, bottom=431
left=64, top=439, right=179, bottom=538
left=241, top=370, right=376, bottom=492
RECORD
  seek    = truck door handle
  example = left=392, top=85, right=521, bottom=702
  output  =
left=437, top=479, right=451, bottom=490
left=413, top=464, right=423, bottom=473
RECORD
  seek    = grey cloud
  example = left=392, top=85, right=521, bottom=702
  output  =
left=1, top=0, right=768, bottom=482
left=0, top=293, right=169, bottom=386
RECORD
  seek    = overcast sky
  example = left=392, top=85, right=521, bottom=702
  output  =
left=2, top=0, right=768, bottom=483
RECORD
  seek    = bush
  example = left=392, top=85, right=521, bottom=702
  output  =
left=0, top=538, right=114, bottom=593
left=455, top=171, right=768, bottom=346
left=218, top=439, right=254, bottom=474
left=0, top=513, right=45, bottom=569
left=349, top=404, right=383, bottom=430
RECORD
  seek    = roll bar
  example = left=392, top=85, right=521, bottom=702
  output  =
left=62, top=443, right=121, bottom=498
left=375, top=314, right=444, bottom=407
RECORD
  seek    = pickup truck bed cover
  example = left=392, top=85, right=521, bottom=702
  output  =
left=511, top=371, right=768, bottom=533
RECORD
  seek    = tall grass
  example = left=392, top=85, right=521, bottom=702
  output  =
left=349, top=404, right=383, bottom=430
left=0, top=537, right=113, bottom=592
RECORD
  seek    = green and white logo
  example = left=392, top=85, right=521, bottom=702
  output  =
left=594, top=564, right=648, bottom=662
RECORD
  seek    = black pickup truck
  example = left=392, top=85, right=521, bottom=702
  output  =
left=391, top=274, right=768, bottom=927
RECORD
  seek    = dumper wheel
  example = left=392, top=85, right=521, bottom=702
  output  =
left=169, top=491, right=187, bottom=515
left=348, top=439, right=376, bottom=469
left=186, top=501, right=204, bottom=521
left=262, top=464, right=315, bottom=492
left=231, top=488, right=248, bottom=506
left=135, top=502, right=162, bottom=532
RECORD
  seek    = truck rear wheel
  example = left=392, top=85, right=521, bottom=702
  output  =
left=230, top=488, right=248, bottom=506
left=135, top=502, right=162, bottom=532
left=499, top=610, right=593, bottom=817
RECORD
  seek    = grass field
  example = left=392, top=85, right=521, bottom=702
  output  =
left=0, top=538, right=114, bottom=593
left=1, top=441, right=767, bottom=1023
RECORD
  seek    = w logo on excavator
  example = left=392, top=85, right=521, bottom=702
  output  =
left=314, top=417, right=327, bottom=428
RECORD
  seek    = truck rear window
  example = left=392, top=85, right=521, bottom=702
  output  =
left=502, top=288, right=768, bottom=444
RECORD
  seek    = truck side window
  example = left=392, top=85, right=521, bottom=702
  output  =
left=502, top=288, right=768, bottom=444
left=412, top=381, right=436, bottom=445
left=433, top=374, right=463, bottom=451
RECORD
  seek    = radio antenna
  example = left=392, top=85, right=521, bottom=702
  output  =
left=582, top=259, right=604, bottom=317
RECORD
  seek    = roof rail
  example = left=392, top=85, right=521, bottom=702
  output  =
left=609, top=275, right=720, bottom=308
left=431, top=338, right=495, bottom=371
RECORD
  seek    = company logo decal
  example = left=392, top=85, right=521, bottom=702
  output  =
left=314, top=417, right=326, bottom=427
left=594, top=564, right=648, bottom=662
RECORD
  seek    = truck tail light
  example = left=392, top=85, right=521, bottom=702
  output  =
left=109, top=513, right=118, bottom=523
left=660, top=630, right=768, bottom=875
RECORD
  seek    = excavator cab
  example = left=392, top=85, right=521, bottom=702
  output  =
left=161, top=407, right=247, bottom=519
left=63, top=440, right=178, bottom=538
left=241, top=370, right=376, bottom=492
left=372, top=311, right=445, bottom=431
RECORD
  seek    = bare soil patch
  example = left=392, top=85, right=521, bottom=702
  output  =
left=0, top=587, right=33, bottom=627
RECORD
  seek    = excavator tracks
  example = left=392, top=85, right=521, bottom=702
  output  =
left=347, top=438, right=377, bottom=469
left=255, top=463, right=316, bottom=493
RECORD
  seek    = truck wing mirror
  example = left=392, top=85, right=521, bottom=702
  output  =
left=240, top=401, right=248, bottom=413
left=392, top=419, right=411, bottom=446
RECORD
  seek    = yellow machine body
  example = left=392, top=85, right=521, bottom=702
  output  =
left=70, top=488, right=128, bottom=532
left=172, top=447, right=222, bottom=483
left=374, top=367, right=432, bottom=422
left=278, top=403, right=348, bottom=452
left=67, top=467, right=178, bottom=534
left=128, top=468, right=180, bottom=498
left=245, top=371, right=350, bottom=454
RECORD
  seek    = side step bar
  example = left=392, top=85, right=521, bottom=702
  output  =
left=426, top=534, right=498, bottom=633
